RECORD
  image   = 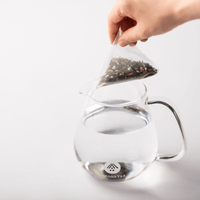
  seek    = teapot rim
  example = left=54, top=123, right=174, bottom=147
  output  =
left=79, top=79, right=148, bottom=107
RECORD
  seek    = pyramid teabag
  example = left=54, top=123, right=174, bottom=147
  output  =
left=98, top=57, right=157, bottom=88
left=98, top=29, right=159, bottom=88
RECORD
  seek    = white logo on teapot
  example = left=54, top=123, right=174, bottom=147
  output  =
left=104, top=162, right=121, bottom=174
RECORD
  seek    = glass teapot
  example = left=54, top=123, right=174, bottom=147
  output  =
left=74, top=79, right=186, bottom=182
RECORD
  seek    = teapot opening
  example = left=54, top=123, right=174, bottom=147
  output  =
left=80, top=78, right=147, bottom=107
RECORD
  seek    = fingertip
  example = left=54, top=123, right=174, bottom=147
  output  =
left=129, top=41, right=137, bottom=47
left=118, top=25, right=141, bottom=45
left=118, top=40, right=128, bottom=47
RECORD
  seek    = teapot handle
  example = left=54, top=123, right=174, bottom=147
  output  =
left=148, top=97, right=187, bottom=162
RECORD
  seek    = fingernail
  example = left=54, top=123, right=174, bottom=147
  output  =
left=119, top=40, right=128, bottom=47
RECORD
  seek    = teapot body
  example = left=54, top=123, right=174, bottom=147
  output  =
left=74, top=78, right=186, bottom=182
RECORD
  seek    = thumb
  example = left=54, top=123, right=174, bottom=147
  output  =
left=118, top=25, right=143, bottom=47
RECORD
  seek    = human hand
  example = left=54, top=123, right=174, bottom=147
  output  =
left=108, top=0, right=200, bottom=47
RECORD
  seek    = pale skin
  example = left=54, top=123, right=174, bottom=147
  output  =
left=108, top=0, right=200, bottom=47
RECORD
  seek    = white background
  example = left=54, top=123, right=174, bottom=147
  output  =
left=0, top=0, right=200, bottom=199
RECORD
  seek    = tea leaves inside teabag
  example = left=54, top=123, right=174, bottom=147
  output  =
left=98, top=57, right=157, bottom=88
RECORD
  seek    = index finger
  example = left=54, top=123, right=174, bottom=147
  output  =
left=107, top=6, right=124, bottom=44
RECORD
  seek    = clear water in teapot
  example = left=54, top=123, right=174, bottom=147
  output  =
left=74, top=100, right=158, bottom=182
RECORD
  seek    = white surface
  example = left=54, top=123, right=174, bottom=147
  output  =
left=0, top=0, right=200, bottom=199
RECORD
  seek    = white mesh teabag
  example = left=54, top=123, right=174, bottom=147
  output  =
left=98, top=29, right=159, bottom=88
